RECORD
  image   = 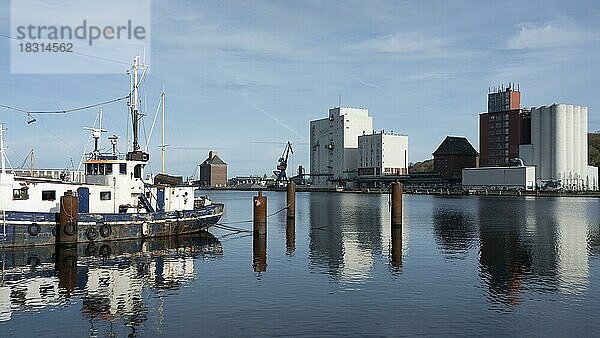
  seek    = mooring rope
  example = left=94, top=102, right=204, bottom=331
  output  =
left=214, top=202, right=292, bottom=232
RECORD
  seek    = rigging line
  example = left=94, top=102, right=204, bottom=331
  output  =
left=33, top=115, right=81, bottom=155
left=145, top=95, right=161, bottom=151
left=0, top=95, right=129, bottom=115
left=28, top=95, right=129, bottom=114
left=0, top=33, right=130, bottom=66
left=0, top=104, right=28, bottom=113
left=77, top=111, right=100, bottom=171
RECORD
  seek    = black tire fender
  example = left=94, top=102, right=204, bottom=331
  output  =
left=99, top=224, right=112, bottom=238
left=63, top=221, right=77, bottom=236
left=27, top=223, right=41, bottom=236
left=86, top=227, right=99, bottom=241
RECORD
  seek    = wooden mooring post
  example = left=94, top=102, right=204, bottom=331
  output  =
left=253, top=191, right=267, bottom=235
left=59, top=191, right=78, bottom=244
left=286, top=182, right=296, bottom=219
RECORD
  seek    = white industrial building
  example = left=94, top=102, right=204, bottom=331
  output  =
left=310, top=107, right=373, bottom=187
left=462, top=164, right=536, bottom=190
left=520, top=103, right=598, bottom=190
left=467, top=101, right=598, bottom=191
left=358, top=131, right=408, bottom=176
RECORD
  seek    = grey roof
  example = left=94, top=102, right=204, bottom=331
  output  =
left=202, top=154, right=227, bottom=166
left=432, top=136, right=479, bottom=156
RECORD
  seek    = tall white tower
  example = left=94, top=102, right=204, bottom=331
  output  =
left=530, top=103, right=589, bottom=189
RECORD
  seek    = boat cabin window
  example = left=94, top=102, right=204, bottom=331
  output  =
left=86, top=163, right=114, bottom=176
left=42, top=190, right=56, bottom=201
left=13, top=188, right=29, bottom=200
left=134, top=164, right=142, bottom=179
left=100, top=191, right=111, bottom=200
left=120, top=163, right=127, bottom=175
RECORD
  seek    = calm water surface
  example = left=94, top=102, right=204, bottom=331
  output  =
left=1, top=192, right=600, bottom=336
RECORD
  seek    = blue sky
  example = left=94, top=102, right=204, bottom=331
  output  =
left=1, top=0, right=599, bottom=177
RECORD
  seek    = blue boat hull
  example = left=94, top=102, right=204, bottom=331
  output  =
left=0, top=203, right=223, bottom=247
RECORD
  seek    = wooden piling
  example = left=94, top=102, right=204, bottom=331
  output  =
left=253, top=191, right=267, bottom=235
left=391, top=182, right=402, bottom=227
left=253, top=234, right=267, bottom=272
left=59, top=191, right=78, bottom=244
left=286, top=182, right=296, bottom=219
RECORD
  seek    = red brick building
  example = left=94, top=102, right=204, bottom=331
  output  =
left=433, top=136, right=479, bottom=181
left=198, top=151, right=227, bottom=187
left=479, top=85, right=530, bottom=166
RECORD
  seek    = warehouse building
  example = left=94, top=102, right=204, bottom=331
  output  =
left=310, top=107, right=373, bottom=187
left=432, top=136, right=479, bottom=182
left=197, top=151, right=227, bottom=187
left=476, top=84, right=598, bottom=191
left=462, top=162, right=536, bottom=190
left=358, top=131, right=408, bottom=177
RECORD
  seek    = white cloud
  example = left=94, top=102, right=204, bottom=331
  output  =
left=352, top=32, right=447, bottom=54
left=507, top=22, right=595, bottom=49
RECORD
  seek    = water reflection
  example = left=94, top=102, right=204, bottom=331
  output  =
left=432, top=197, right=478, bottom=259
left=253, top=234, right=267, bottom=273
left=389, top=225, right=402, bottom=271
left=478, top=198, right=533, bottom=307
left=0, top=233, right=222, bottom=331
left=286, top=218, right=296, bottom=254
left=475, top=197, right=600, bottom=309
left=308, top=193, right=385, bottom=283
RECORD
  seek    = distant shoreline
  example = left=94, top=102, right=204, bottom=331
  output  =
left=197, top=186, right=600, bottom=198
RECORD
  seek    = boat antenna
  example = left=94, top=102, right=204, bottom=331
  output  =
left=108, top=134, right=119, bottom=156
left=161, top=89, right=166, bottom=173
left=131, top=56, right=141, bottom=152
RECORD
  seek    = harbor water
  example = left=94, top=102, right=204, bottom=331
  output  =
left=1, top=191, right=600, bottom=336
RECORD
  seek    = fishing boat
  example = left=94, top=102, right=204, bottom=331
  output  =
left=0, top=56, right=223, bottom=247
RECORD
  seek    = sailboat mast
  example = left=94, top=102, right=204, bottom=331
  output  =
left=161, top=91, right=165, bottom=173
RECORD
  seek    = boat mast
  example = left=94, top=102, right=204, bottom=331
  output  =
left=161, top=91, right=165, bottom=173
left=131, top=56, right=140, bottom=152
left=30, top=149, right=34, bottom=177
left=0, top=124, right=5, bottom=175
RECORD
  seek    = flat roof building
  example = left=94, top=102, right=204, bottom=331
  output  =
left=310, top=107, right=373, bottom=187
left=479, top=85, right=530, bottom=166
left=358, top=131, right=408, bottom=177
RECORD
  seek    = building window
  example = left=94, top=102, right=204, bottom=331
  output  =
left=42, top=190, right=56, bottom=201
left=120, top=163, right=127, bottom=175
left=106, top=163, right=113, bottom=175
left=13, top=188, right=29, bottom=200
left=100, top=191, right=112, bottom=200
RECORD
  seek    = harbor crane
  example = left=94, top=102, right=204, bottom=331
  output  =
left=274, top=141, right=293, bottom=184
